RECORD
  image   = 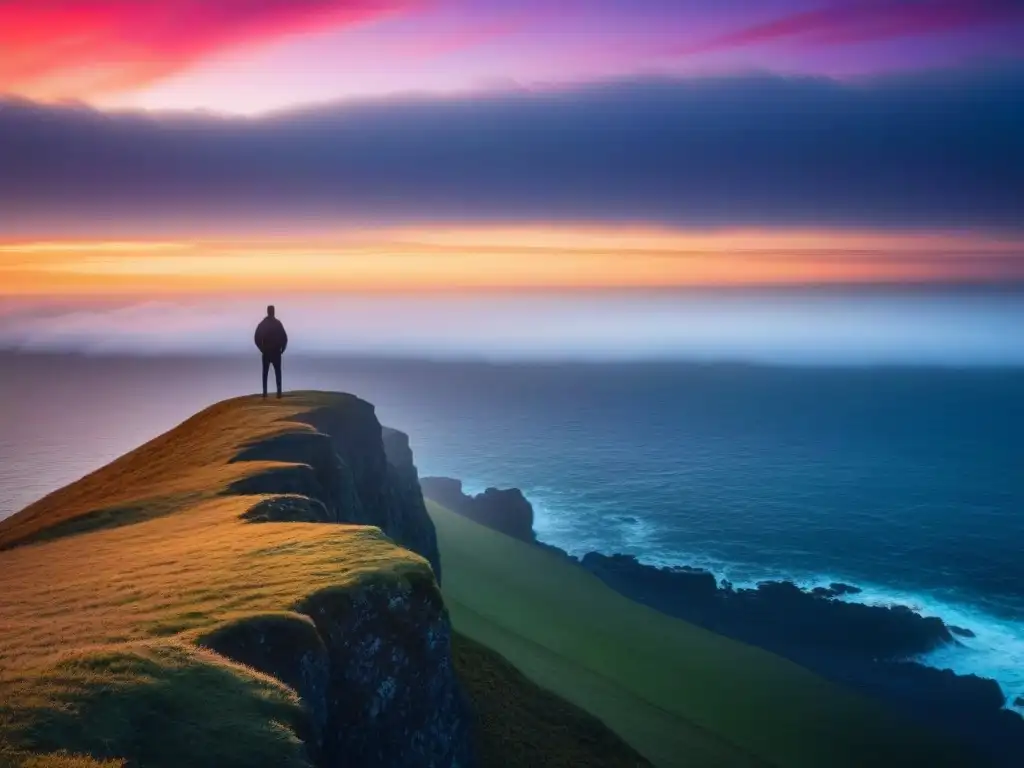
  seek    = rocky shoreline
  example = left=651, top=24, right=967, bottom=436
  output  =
left=421, top=476, right=1024, bottom=767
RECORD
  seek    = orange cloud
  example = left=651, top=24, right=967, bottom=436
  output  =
left=0, top=0, right=412, bottom=100
left=2, top=227, right=1022, bottom=295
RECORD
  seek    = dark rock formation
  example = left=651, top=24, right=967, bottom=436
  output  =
left=298, top=573, right=473, bottom=768
left=581, top=552, right=958, bottom=658
left=210, top=398, right=474, bottom=766
left=199, top=572, right=474, bottom=768
left=210, top=396, right=477, bottom=765
left=383, top=428, right=442, bottom=584
left=231, top=396, right=442, bottom=581
left=811, top=582, right=862, bottom=598
left=421, top=477, right=536, bottom=543
left=1015, top=696, right=1024, bottom=707
left=950, top=625, right=977, bottom=639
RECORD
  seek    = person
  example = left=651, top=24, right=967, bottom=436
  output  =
left=254, top=305, right=288, bottom=399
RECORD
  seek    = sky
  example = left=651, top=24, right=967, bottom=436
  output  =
left=1, top=0, right=1023, bottom=295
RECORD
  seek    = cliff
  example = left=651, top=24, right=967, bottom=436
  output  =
left=0, top=393, right=465, bottom=768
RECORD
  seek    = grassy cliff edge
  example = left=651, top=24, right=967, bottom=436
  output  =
left=0, top=393, right=646, bottom=768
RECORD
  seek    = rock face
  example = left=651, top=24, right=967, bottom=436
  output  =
left=200, top=572, right=473, bottom=768
left=300, top=576, right=471, bottom=768
left=383, top=429, right=442, bottom=584
left=217, top=396, right=471, bottom=765
left=420, top=477, right=536, bottom=543
left=231, top=397, right=442, bottom=581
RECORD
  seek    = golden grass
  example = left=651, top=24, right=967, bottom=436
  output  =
left=0, top=392, right=363, bottom=551
left=0, top=393, right=428, bottom=676
left=0, top=394, right=428, bottom=767
left=0, top=642, right=311, bottom=768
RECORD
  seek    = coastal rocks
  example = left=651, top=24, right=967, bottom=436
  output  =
left=811, top=582, right=863, bottom=599
left=950, top=625, right=977, bottom=639
left=579, top=553, right=955, bottom=660
left=420, top=477, right=536, bottom=543
left=580, top=553, right=718, bottom=603
left=1015, top=696, right=1024, bottom=707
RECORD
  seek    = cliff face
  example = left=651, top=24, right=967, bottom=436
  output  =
left=200, top=574, right=473, bottom=768
left=218, top=397, right=463, bottom=765
left=230, top=397, right=442, bottom=580
left=0, top=393, right=470, bottom=768
left=383, top=428, right=443, bottom=584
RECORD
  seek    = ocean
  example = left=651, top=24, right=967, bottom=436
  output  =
left=1, top=288, right=1023, bottom=708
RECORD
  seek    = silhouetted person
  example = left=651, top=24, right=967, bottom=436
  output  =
left=254, top=305, right=288, bottom=399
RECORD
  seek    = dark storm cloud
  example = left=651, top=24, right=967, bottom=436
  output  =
left=1, top=67, right=1022, bottom=234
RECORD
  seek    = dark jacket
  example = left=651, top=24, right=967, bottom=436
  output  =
left=255, top=316, right=288, bottom=356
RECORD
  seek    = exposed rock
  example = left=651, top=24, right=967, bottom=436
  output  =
left=580, top=553, right=954, bottom=661
left=812, top=582, right=863, bottom=598
left=298, top=572, right=473, bottom=768
left=949, top=625, right=977, bottom=639
left=230, top=397, right=442, bottom=581
left=829, top=582, right=862, bottom=596
left=581, top=553, right=718, bottom=604
left=421, top=477, right=536, bottom=543
left=383, top=428, right=442, bottom=584
left=213, top=398, right=472, bottom=765
left=198, top=572, right=473, bottom=768
left=1015, top=696, right=1024, bottom=707
left=241, top=494, right=332, bottom=523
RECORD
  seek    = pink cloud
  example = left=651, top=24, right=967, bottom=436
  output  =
left=671, top=0, right=1024, bottom=57
left=0, top=0, right=415, bottom=98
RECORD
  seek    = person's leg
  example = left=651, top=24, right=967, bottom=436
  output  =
left=261, top=356, right=270, bottom=398
left=273, top=356, right=283, bottom=398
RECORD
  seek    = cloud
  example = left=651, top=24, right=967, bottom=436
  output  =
left=672, top=0, right=1024, bottom=55
left=1, top=67, right=1022, bottom=235
left=0, top=0, right=409, bottom=99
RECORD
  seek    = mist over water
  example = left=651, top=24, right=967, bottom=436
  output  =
left=1, top=286, right=1023, bottom=708
left=3, top=286, right=1024, bottom=365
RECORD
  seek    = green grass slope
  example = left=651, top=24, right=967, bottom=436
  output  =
left=0, top=393, right=649, bottom=768
left=452, top=633, right=649, bottom=767
left=428, top=499, right=977, bottom=768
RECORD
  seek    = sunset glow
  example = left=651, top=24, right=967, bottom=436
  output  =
left=1, top=1, right=1021, bottom=114
left=3, top=228, right=1022, bottom=295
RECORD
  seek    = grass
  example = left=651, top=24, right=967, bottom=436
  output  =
left=0, top=393, right=428, bottom=767
left=0, top=392, right=367, bottom=551
left=0, top=392, right=652, bottom=768
left=451, top=633, right=649, bottom=768
left=1, top=643, right=311, bottom=768
left=427, top=499, right=979, bottom=768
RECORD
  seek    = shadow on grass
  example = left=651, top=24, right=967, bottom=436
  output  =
left=1, top=644, right=313, bottom=768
